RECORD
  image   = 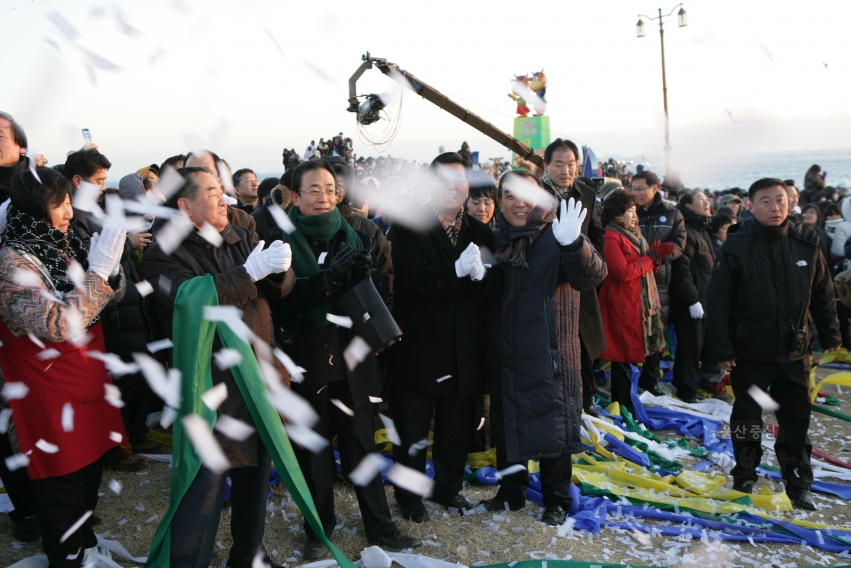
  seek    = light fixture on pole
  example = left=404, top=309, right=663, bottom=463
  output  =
left=636, top=4, right=688, bottom=179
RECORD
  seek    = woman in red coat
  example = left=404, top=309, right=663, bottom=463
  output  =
left=0, top=168, right=127, bottom=567
left=598, top=189, right=673, bottom=413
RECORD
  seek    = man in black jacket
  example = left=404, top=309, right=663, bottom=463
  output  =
left=631, top=170, right=686, bottom=395
left=142, top=167, right=293, bottom=568
left=387, top=152, right=495, bottom=522
left=705, top=178, right=841, bottom=511
left=540, top=139, right=607, bottom=415
left=271, top=160, right=418, bottom=558
left=670, top=190, right=715, bottom=403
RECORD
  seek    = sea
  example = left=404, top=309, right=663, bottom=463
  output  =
left=258, top=148, right=851, bottom=193
left=614, top=148, right=851, bottom=191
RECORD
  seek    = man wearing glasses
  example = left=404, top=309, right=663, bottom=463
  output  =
left=271, top=160, right=419, bottom=558
left=386, top=152, right=496, bottom=522
left=630, top=171, right=686, bottom=397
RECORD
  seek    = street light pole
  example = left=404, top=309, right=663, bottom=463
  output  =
left=658, top=8, right=671, bottom=177
left=636, top=4, right=687, bottom=179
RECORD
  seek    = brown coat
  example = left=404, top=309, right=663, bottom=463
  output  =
left=141, top=224, right=294, bottom=466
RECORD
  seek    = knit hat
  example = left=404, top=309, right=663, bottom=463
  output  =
left=461, top=142, right=470, bottom=150
left=118, top=173, right=146, bottom=201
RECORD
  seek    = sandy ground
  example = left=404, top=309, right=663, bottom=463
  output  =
left=1, top=372, right=850, bottom=568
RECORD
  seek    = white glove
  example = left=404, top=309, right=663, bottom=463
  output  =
left=689, top=302, right=704, bottom=319
left=0, top=199, right=10, bottom=237
left=88, top=228, right=127, bottom=280
left=551, top=198, right=586, bottom=246
left=455, top=242, right=482, bottom=279
left=244, top=240, right=289, bottom=282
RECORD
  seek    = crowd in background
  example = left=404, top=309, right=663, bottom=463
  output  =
left=0, top=109, right=843, bottom=567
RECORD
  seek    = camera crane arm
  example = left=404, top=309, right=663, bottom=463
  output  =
left=347, top=53, right=545, bottom=168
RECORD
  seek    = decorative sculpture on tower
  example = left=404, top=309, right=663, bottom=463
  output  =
left=509, top=69, right=551, bottom=171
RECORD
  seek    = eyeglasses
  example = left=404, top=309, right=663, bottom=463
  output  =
left=300, top=189, right=338, bottom=199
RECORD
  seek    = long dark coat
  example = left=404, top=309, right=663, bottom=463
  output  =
left=636, top=192, right=686, bottom=324
left=386, top=206, right=497, bottom=398
left=486, top=229, right=607, bottom=462
left=669, top=205, right=716, bottom=320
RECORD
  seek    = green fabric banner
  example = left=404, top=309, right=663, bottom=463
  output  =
left=145, top=274, right=354, bottom=568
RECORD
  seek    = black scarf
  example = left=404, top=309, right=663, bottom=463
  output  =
left=494, top=204, right=556, bottom=270
left=2, top=205, right=89, bottom=294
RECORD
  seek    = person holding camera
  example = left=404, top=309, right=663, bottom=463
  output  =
left=271, top=160, right=419, bottom=559
left=705, top=178, right=841, bottom=511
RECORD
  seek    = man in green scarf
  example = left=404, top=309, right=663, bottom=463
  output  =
left=272, top=160, right=420, bottom=558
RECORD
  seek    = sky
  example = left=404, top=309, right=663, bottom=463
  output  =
left=1, top=0, right=850, bottom=181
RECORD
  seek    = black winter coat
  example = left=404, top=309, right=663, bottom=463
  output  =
left=636, top=192, right=686, bottom=324
left=386, top=207, right=498, bottom=398
left=542, top=178, right=608, bottom=359
left=271, top=225, right=389, bottom=411
left=0, top=157, right=27, bottom=203
left=141, top=224, right=294, bottom=466
left=705, top=218, right=841, bottom=364
left=486, top=230, right=607, bottom=462
left=669, top=205, right=715, bottom=320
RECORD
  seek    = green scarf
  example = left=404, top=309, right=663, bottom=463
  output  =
left=277, top=207, right=364, bottom=325
left=145, top=275, right=354, bottom=568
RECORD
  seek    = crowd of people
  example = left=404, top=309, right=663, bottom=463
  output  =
left=0, top=108, right=844, bottom=568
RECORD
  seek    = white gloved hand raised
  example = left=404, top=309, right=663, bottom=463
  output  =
left=689, top=302, right=704, bottom=319
left=244, top=240, right=289, bottom=282
left=455, top=242, right=483, bottom=279
left=88, top=227, right=127, bottom=280
left=551, top=198, right=587, bottom=246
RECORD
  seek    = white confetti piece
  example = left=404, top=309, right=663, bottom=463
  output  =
left=477, top=417, right=486, bottom=431
left=436, top=375, right=452, bottom=383
left=318, top=252, right=328, bottom=264
left=0, top=408, right=12, bottom=434
left=204, top=306, right=255, bottom=343
left=408, top=438, right=429, bottom=456
left=135, top=503, right=146, bottom=511
left=88, top=351, right=140, bottom=376
left=156, top=164, right=184, bottom=200
left=135, top=279, right=154, bottom=297
left=12, top=269, right=42, bottom=287
left=368, top=396, right=383, bottom=403
left=215, top=415, right=255, bottom=441
left=330, top=398, right=355, bottom=416
left=109, top=479, right=122, bottom=494
left=104, top=383, right=125, bottom=408
left=35, top=348, right=61, bottom=360
left=378, top=413, right=401, bottom=445
left=160, top=406, right=177, bottom=428
left=156, top=213, right=195, bottom=255
left=62, top=402, right=74, bottom=432
left=344, top=336, right=371, bottom=371
left=133, top=353, right=181, bottom=409
left=60, top=510, right=93, bottom=543
left=284, top=424, right=328, bottom=453
left=387, top=463, right=433, bottom=497
left=326, top=313, right=354, bottom=328
left=214, top=348, right=243, bottom=370
left=147, top=339, right=173, bottom=353
left=201, top=383, right=228, bottom=411
left=145, top=515, right=158, bottom=524
left=66, top=259, right=86, bottom=290
left=110, top=431, right=123, bottom=443
left=2, top=382, right=29, bottom=400
left=748, top=385, right=779, bottom=411
left=266, top=379, right=318, bottom=427
left=267, top=205, right=296, bottom=234
left=350, top=453, right=387, bottom=486
left=35, top=439, right=59, bottom=453
left=199, top=222, right=224, bottom=247
left=496, top=464, right=527, bottom=479
left=272, top=348, right=305, bottom=383
left=182, top=414, right=231, bottom=473
left=117, top=518, right=128, bottom=526
left=5, top=453, right=29, bottom=471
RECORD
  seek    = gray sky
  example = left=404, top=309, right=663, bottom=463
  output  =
left=2, top=0, right=849, bottom=179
